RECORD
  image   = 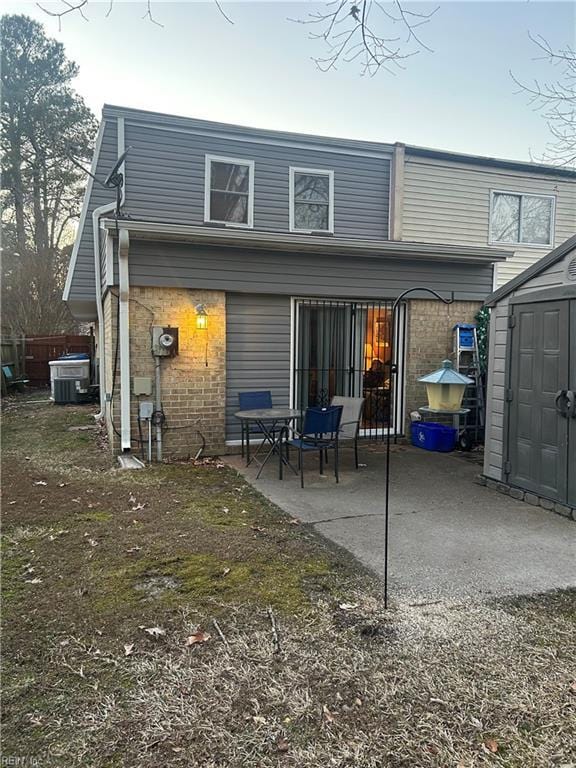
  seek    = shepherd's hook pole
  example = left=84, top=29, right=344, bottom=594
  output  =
left=383, top=289, right=454, bottom=609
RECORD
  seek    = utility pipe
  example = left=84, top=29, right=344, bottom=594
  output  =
left=155, top=357, right=163, bottom=462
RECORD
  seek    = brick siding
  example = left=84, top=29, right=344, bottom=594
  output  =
left=403, top=299, right=482, bottom=431
left=103, top=286, right=225, bottom=458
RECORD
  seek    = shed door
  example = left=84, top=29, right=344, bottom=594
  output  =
left=569, top=300, right=576, bottom=507
left=507, top=300, right=570, bottom=502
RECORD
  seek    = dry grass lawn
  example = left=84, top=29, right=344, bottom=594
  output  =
left=1, top=394, right=575, bottom=767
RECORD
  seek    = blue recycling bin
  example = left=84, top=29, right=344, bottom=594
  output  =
left=411, top=421, right=457, bottom=452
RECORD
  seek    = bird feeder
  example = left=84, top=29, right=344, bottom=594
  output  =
left=418, top=360, right=473, bottom=412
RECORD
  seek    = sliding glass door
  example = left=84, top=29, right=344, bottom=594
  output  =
left=293, top=298, right=405, bottom=436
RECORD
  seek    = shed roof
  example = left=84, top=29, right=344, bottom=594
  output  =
left=484, top=235, right=576, bottom=307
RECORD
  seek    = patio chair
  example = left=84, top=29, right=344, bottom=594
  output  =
left=1, top=364, right=29, bottom=394
left=331, top=396, right=365, bottom=469
left=281, top=405, right=343, bottom=488
left=238, top=390, right=273, bottom=458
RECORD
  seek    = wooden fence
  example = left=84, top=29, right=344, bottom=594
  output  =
left=1, top=334, right=93, bottom=388
left=25, top=334, right=94, bottom=386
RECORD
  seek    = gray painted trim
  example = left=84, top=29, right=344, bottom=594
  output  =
left=485, top=235, right=576, bottom=306
left=102, top=219, right=511, bottom=263
left=389, top=143, right=405, bottom=241
left=102, top=104, right=394, bottom=158
left=502, top=312, right=514, bottom=485
left=405, top=144, right=576, bottom=179
left=510, top=285, right=576, bottom=304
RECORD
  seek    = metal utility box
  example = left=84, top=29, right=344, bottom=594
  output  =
left=53, top=377, right=91, bottom=404
left=151, top=326, right=179, bottom=357
left=133, top=376, right=152, bottom=396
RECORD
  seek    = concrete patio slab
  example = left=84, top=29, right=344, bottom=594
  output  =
left=228, top=444, right=575, bottom=601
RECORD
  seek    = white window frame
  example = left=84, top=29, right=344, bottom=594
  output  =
left=289, top=167, right=334, bottom=234
left=489, top=189, right=556, bottom=248
left=204, top=154, right=254, bottom=228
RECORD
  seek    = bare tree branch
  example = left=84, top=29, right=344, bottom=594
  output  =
left=37, top=0, right=234, bottom=28
left=290, top=0, right=437, bottom=76
left=35, top=0, right=88, bottom=32
left=142, top=0, right=163, bottom=28
left=213, top=0, right=234, bottom=25
left=512, top=34, right=576, bottom=166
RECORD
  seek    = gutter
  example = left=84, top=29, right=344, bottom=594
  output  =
left=102, top=219, right=511, bottom=264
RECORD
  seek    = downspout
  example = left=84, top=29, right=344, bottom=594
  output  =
left=118, top=227, right=132, bottom=451
left=93, top=116, right=126, bottom=420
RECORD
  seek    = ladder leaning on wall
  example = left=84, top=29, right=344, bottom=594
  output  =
left=453, top=323, right=486, bottom=449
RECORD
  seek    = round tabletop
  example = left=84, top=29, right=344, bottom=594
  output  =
left=234, top=407, right=301, bottom=421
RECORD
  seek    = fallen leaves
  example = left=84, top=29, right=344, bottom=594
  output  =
left=483, top=738, right=499, bottom=754
left=252, top=715, right=266, bottom=725
left=185, top=630, right=211, bottom=646
left=322, top=704, right=335, bottom=724
left=142, top=626, right=166, bottom=638
left=276, top=736, right=289, bottom=753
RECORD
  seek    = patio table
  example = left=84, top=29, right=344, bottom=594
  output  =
left=234, top=407, right=300, bottom=474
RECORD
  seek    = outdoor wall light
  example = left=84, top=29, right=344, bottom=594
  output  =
left=195, top=303, right=208, bottom=330
left=418, top=359, right=473, bottom=413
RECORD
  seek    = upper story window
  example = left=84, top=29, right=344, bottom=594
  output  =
left=489, top=191, right=555, bottom=247
left=289, top=167, right=334, bottom=234
left=204, top=155, right=254, bottom=228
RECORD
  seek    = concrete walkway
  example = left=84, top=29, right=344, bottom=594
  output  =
left=228, top=444, right=575, bottom=601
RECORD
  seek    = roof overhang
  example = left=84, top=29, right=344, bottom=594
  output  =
left=485, top=234, right=576, bottom=306
left=103, top=219, right=510, bottom=265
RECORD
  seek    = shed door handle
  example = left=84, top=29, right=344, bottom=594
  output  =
left=567, top=390, right=576, bottom=419
left=555, top=390, right=569, bottom=417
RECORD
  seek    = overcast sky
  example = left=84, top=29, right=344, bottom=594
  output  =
left=6, top=0, right=575, bottom=161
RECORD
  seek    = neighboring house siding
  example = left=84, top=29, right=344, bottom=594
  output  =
left=68, top=119, right=118, bottom=300
left=402, top=155, right=576, bottom=288
left=126, top=241, right=494, bottom=302
left=123, top=121, right=391, bottom=240
left=225, top=293, right=291, bottom=441
left=483, top=244, right=576, bottom=481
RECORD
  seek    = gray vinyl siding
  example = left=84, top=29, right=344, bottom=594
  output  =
left=68, top=120, right=118, bottom=300
left=123, top=121, right=391, bottom=240
left=403, top=155, right=576, bottom=288
left=226, top=293, right=291, bottom=441
left=483, top=244, right=576, bottom=481
left=126, top=241, right=494, bottom=302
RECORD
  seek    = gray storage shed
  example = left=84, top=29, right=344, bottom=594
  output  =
left=483, top=234, right=576, bottom=516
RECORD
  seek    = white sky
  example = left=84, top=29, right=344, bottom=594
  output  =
left=5, top=0, right=576, bottom=161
